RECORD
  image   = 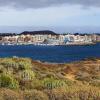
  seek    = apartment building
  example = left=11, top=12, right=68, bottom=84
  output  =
left=0, top=31, right=97, bottom=45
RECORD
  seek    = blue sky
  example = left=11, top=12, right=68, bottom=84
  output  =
left=0, top=0, right=100, bottom=33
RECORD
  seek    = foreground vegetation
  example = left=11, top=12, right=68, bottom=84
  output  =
left=0, top=57, right=100, bottom=100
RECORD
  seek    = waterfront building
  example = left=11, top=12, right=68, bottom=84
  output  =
left=17, top=35, right=25, bottom=44
left=0, top=31, right=96, bottom=45
left=96, top=35, right=100, bottom=42
left=91, top=34, right=97, bottom=42
left=45, top=38, right=60, bottom=45
left=58, top=35, right=65, bottom=44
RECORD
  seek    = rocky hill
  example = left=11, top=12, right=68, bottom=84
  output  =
left=20, top=30, right=57, bottom=35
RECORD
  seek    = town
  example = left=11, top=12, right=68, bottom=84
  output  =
left=0, top=30, right=100, bottom=45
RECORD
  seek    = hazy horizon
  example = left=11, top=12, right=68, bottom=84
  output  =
left=0, top=26, right=100, bottom=34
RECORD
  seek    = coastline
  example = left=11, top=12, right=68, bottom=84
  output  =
left=0, top=41, right=96, bottom=46
left=4, top=56, right=100, bottom=65
left=0, top=31, right=99, bottom=46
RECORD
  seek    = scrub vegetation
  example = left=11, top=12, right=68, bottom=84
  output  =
left=0, top=57, right=100, bottom=100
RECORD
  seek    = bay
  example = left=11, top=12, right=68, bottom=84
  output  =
left=0, top=43, right=100, bottom=63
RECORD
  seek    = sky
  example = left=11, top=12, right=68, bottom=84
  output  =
left=0, top=0, right=100, bottom=33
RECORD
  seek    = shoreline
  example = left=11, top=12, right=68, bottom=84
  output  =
left=0, top=43, right=99, bottom=64
left=0, top=42, right=96, bottom=46
left=34, top=57, right=100, bottom=64
left=2, top=56, right=100, bottom=65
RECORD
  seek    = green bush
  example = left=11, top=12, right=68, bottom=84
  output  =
left=0, top=58, right=32, bottom=71
left=0, top=73, right=19, bottom=89
left=0, top=58, right=19, bottom=72
left=43, top=78, right=66, bottom=89
left=1, top=58, right=17, bottom=67
left=18, top=61, right=32, bottom=70
left=19, top=70, right=35, bottom=81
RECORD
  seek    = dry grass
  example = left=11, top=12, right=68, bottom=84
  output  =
left=0, top=57, right=100, bottom=100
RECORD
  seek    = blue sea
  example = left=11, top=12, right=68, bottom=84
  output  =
left=0, top=43, right=100, bottom=63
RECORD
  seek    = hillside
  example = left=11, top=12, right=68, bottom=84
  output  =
left=0, top=57, right=100, bottom=100
left=20, top=30, right=57, bottom=35
left=0, top=30, right=57, bottom=37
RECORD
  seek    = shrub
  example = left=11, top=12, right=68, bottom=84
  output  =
left=0, top=73, right=19, bottom=89
left=0, top=89, right=22, bottom=100
left=43, top=77, right=66, bottom=89
left=45, top=86, right=100, bottom=100
left=31, top=79, right=43, bottom=90
left=18, top=61, right=32, bottom=70
left=19, top=70, right=35, bottom=81
left=1, top=58, right=17, bottom=68
left=24, top=90, right=49, bottom=100
left=0, top=58, right=19, bottom=72
left=0, top=65, right=4, bottom=73
left=20, top=79, right=43, bottom=90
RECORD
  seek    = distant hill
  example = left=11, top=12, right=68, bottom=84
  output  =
left=20, top=30, right=57, bottom=35
left=0, top=30, right=57, bottom=37
left=0, top=33, right=17, bottom=36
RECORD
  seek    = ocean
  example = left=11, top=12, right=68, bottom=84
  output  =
left=0, top=43, right=100, bottom=63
